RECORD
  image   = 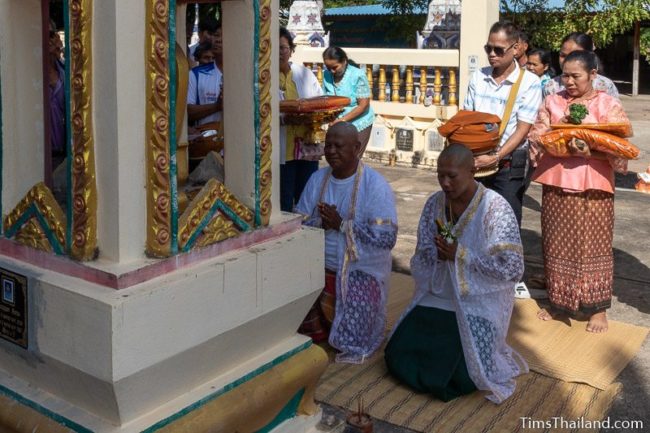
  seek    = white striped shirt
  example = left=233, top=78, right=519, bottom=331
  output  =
left=463, top=62, right=542, bottom=149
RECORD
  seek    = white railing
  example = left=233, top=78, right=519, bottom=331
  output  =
left=292, top=46, right=460, bottom=120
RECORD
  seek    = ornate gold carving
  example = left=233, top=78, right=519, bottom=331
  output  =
left=3, top=183, right=66, bottom=254
left=15, top=219, right=53, bottom=253
left=68, top=0, right=97, bottom=260
left=257, top=0, right=273, bottom=226
left=178, top=179, right=254, bottom=251
left=145, top=0, right=173, bottom=257
left=195, top=213, right=240, bottom=248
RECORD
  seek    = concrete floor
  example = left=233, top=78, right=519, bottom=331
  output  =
left=318, top=95, right=650, bottom=432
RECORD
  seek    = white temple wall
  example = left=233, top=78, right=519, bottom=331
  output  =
left=94, top=0, right=148, bottom=263
left=222, top=0, right=256, bottom=210
left=0, top=226, right=323, bottom=426
left=0, top=0, right=45, bottom=210
left=458, top=0, right=499, bottom=104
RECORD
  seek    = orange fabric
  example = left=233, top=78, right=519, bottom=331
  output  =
left=279, top=96, right=351, bottom=113
left=529, top=91, right=631, bottom=193
left=438, top=110, right=501, bottom=154
left=538, top=128, right=639, bottom=160
left=549, top=122, right=632, bottom=138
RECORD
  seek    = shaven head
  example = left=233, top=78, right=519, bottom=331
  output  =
left=438, top=143, right=475, bottom=170
left=324, top=122, right=361, bottom=179
left=437, top=144, right=477, bottom=201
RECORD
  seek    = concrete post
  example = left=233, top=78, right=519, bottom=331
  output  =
left=93, top=0, right=148, bottom=262
left=458, top=0, right=500, bottom=106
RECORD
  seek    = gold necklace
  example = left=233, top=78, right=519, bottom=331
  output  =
left=447, top=201, right=456, bottom=226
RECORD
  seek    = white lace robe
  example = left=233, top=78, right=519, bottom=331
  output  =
left=296, top=163, right=398, bottom=363
left=394, top=184, right=528, bottom=403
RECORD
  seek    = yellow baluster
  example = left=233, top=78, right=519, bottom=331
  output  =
left=316, top=63, right=323, bottom=86
left=378, top=65, right=387, bottom=102
left=366, top=65, right=374, bottom=100
left=448, top=68, right=457, bottom=106
left=433, top=68, right=442, bottom=105
left=405, top=66, right=414, bottom=103
left=391, top=66, right=400, bottom=102
left=419, top=66, right=427, bottom=104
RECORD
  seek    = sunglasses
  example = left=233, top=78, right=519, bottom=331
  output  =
left=483, top=42, right=516, bottom=57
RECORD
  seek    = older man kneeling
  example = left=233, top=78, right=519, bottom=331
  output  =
left=296, top=122, right=398, bottom=364
left=385, top=144, right=527, bottom=403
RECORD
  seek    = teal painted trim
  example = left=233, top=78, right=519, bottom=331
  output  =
left=4, top=204, right=65, bottom=255
left=0, top=383, right=93, bottom=433
left=142, top=340, right=313, bottom=433
left=168, top=0, right=179, bottom=255
left=3, top=205, right=34, bottom=239
left=217, top=202, right=251, bottom=232
left=181, top=199, right=252, bottom=252
left=253, top=0, right=262, bottom=226
left=255, top=388, right=305, bottom=433
left=64, top=0, right=73, bottom=252
left=31, top=204, right=65, bottom=255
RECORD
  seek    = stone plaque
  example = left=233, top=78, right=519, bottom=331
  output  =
left=0, top=268, right=28, bottom=348
left=395, top=128, right=414, bottom=152
left=468, top=54, right=479, bottom=74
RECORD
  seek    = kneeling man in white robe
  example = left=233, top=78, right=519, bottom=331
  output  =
left=385, top=144, right=527, bottom=403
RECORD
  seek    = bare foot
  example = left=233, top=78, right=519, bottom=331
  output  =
left=537, top=308, right=553, bottom=321
left=586, top=311, right=608, bottom=333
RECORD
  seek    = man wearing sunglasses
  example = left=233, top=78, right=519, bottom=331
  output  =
left=463, top=21, right=542, bottom=227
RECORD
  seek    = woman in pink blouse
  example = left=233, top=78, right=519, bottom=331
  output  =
left=528, top=50, right=631, bottom=333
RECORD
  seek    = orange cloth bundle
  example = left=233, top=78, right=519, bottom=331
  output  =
left=280, top=96, right=351, bottom=114
left=550, top=122, right=633, bottom=138
left=539, top=127, right=639, bottom=160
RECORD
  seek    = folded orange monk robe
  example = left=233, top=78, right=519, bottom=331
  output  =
left=550, top=122, right=633, bottom=138
left=540, top=127, right=640, bottom=160
left=279, top=96, right=351, bottom=114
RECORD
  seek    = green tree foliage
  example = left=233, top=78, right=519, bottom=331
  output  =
left=280, top=0, right=381, bottom=10
left=380, top=0, right=429, bottom=15
left=641, top=28, right=650, bottom=63
left=502, top=0, right=650, bottom=52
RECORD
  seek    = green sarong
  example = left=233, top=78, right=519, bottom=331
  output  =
left=384, top=305, right=476, bottom=402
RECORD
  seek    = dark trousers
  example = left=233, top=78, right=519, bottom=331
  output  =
left=478, top=147, right=528, bottom=227
left=280, top=159, right=319, bottom=212
left=358, top=125, right=372, bottom=156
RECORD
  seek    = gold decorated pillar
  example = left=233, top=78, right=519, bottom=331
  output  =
left=405, top=66, right=414, bottom=103
left=391, top=66, right=400, bottom=102
left=419, top=66, right=428, bottom=104
left=378, top=65, right=387, bottom=101
left=448, top=68, right=458, bottom=106
left=433, top=67, right=442, bottom=105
